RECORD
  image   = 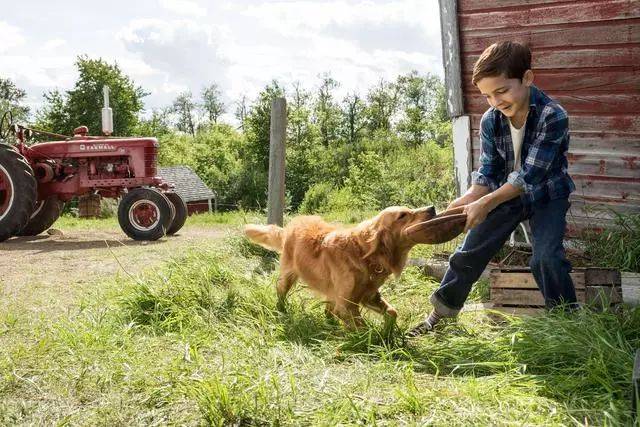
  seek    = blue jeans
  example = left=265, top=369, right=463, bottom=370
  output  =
left=430, top=197, right=577, bottom=317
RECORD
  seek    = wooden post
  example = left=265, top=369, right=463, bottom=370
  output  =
left=267, top=97, right=286, bottom=226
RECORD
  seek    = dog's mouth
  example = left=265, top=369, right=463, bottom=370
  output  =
left=403, top=206, right=467, bottom=244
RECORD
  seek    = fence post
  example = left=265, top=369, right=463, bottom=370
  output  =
left=268, top=97, right=286, bottom=226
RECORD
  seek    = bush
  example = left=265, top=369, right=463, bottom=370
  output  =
left=299, top=182, right=334, bottom=214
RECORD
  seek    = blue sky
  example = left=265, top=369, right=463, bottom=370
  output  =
left=0, top=0, right=443, bottom=119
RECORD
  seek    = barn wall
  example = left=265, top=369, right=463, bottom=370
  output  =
left=455, top=0, right=639, bottom=231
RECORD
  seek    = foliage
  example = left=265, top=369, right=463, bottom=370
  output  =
left=580, top=212, right=640, bottom=272
left=35, top=56, right=147, bottom=136
left=0, top=77, right=29, bottom=123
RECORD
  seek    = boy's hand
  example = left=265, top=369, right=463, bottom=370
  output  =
left=447, top=185, right=489, bottom=210
left=463, top=198, right=492, bottom=232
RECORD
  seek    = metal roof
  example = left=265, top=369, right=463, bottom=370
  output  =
left=440, top=0, right=640, bottom=232
left=158, top=165, right=216, bottom=203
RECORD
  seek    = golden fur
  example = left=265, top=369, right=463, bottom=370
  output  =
left=244, top=206, right=436, bottom=328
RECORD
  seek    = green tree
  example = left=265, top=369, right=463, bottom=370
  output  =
left=201, top=84, right=225, bottom=124
left=365, top=78, right=400, bottom=133
left=0, top=77, right=29, bottom=123
left=313, top=74, right=341, bottom=147
left=35, top=56, right=147, bottom=136
left=340, top=93, right=366, bottom=146
left=397, top=71, right=448, bottom=147
left=172, top=91, right=197, bottom=136
left=135, top=107, right=172, bottom=137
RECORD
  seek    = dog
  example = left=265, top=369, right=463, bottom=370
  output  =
left=244, top=206, right=441, bottom=328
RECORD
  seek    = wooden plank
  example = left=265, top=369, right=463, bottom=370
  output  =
left=585, top=285, right=623, bottom=305
left=490, top=306, right=543, bottom=316
left=622, top=272, right=640, bottom=306
left=491, top=288, right=586, bottom=306
left=459, top=0, right=568, bottom=13
left=463, top=47, right=640, bottom=72
left=464, top=71, right=640, bottom=95
left=460, top=21, right=640, bottom=53
left=470, top=113, right=640, bottom=136
left=490, top=271, right=586, bottom=290
left=439, top=0, right=464, bottom=117
left=460, top=1, right=640, bottom=31
left=584, top=268, right=621, bottom=286
left=465, top=92, right=640, bottom=114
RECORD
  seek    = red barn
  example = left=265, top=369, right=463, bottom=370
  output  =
left=438, top=0, right=639, bottom=233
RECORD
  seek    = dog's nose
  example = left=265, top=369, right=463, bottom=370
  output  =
left=427, top=206, right=436, bottom=216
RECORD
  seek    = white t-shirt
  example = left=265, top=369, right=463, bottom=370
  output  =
left=509, top=114, right=528, bottom=171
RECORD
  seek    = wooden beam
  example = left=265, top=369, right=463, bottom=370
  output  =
left=267, top=97, right=286, bottom=226
left=439, top=0, right=464, bottom=117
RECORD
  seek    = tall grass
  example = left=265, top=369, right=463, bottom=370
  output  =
left=1, top=234, right=638, bottom=425
left=581, top=212, right=640, bottom=273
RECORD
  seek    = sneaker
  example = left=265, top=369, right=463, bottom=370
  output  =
left=407, top=311, right=442, bottom=337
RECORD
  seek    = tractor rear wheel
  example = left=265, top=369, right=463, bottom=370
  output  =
left=0, top=144, right=36, bottom=242
left=18, top=196, right=64, bottom=236
left=118, top=188, right=173, bottom=241
left=165, top=192, right=188, bottom=235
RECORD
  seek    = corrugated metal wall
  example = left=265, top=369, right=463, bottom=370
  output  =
left=457, top=0, right=639, bottom=231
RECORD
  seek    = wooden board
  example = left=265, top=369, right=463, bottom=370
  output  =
left=490, top=270, right=586, bottom=289
left=491, top=288, right=586, bottom=306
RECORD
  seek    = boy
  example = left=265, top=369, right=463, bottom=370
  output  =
left=409, top=41, right=577, bottom=336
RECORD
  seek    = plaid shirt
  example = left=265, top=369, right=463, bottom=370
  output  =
left=471, top=85, right=575, bottom=204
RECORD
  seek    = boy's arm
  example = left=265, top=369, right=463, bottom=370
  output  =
left=463, top=105, right=568, bottom=231
left=449, top=112, right=501, bottom=209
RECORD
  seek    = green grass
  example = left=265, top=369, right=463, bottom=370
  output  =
left=1, top=230, right=639, bottom=425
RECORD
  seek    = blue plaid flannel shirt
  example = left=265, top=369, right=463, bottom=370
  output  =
left=471, top=85, right=575, bottom=204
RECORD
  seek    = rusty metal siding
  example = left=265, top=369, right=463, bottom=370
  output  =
left=456, top=0, right=640, bottom=231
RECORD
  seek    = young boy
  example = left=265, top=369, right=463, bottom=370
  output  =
left=409, top=41, right=577, bottom=335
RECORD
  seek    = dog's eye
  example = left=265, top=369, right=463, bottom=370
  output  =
left=398, top=212, right=408, bottom=220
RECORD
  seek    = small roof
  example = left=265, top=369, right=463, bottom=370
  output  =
left=158, top=165, right=216, bottom=202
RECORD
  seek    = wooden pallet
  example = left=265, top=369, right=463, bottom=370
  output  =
left=490, top=267, right=622, bottom=315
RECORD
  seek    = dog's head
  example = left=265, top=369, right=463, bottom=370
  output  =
left=359, top=206, right=437, bottom=276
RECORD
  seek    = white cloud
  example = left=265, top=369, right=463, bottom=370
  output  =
left=0, top=21, right=26, bottom=54
left=159, top=0, right=207, bottom=17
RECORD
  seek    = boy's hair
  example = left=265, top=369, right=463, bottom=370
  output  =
left=472, top=41, right=531, bottom=85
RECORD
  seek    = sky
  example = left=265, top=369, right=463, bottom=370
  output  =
left=0, top=0, right=443, bottom=121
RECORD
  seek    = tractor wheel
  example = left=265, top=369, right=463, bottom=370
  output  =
left=18, top=196, right=64, bottom=236
left=165, top=192, right=188, bottom=235
left=0, top=144, right=36, bottom=242
left=164, top=191, right=188, bottom=236
left=118, top=188, right=173, bottom=241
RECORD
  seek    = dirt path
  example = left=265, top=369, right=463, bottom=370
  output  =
left=0, top=225, right=232, bottom=316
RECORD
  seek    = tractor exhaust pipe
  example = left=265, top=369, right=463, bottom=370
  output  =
left=102, top=86, right=113, bottom=136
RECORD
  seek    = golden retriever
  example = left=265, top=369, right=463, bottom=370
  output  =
left=244, top=206, right=446, bottom=328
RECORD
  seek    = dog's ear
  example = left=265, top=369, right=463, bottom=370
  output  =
left=363, top=226, right=403, bottom=276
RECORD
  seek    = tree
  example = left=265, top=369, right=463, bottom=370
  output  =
left=366, top=78, right=400, bottom=133
left=235, top=95, right=249, bottom=132
left=313, top=74, right=341, bottom=147
left=172, top=91, right=197, bottom=136
left=201, top=83, right=225, bottom=124
left=0, top=77, right=29, bottom=123
left=135, top=107, right=172, bottom=137
left=340, top=93, right=366, bottom=146
left=396, top=71, right=447, bottom=147
left=35, top=56, right=147, bottom=136
left=288, top=82, right=313, bottom=147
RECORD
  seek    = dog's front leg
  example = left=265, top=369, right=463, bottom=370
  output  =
left=276, top=271, right=297, bottom=312
left=363, top=292, right=398, bottom=324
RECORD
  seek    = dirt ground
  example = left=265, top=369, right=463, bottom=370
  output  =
left=0, top=225, right=230, bottom=316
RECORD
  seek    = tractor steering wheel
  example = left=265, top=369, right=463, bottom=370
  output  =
left=0, top=111, right=14, bottom=141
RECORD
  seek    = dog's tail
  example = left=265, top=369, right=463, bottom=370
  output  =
left=244, top=224, right=284, bottom=252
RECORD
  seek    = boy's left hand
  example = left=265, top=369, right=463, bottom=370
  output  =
left=463, top=198, right=492, bottom=232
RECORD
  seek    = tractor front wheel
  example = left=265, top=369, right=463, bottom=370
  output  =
left=165, top=192, right=188, bottom=235
left=118, top=188, right=173, bottom=241
left=18, top=196, right=64, bottom=236
left=0, top=144, right=36, bottom=242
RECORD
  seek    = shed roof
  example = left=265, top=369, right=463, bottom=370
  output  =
left=158, top=165, right=216, bottom=203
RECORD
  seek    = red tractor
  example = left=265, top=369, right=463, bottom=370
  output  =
left=0, top=87, right=187, bottom=242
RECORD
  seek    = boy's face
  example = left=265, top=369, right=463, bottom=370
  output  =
left=476, top=70, right=533, bottom=119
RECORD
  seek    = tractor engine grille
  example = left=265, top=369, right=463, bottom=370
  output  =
left=144, top=145, right=158, bottom=177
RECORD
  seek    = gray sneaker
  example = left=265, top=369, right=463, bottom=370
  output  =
left=407, top=311, right=442, bottom=337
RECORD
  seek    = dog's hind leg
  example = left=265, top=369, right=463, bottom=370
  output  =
left=276, top=271, right=297, bottom=312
